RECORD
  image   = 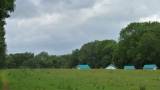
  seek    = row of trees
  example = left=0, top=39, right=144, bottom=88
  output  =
left=4, top=22, right=160, bottom=69
left=5, top=40, right=116, bottom=68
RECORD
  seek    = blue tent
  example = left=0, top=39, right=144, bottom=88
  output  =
left=124, top=65, right=135, bottom=70
left=77, top=64, right=91, bottom=70
left=143, top=64, right=158, bottom=70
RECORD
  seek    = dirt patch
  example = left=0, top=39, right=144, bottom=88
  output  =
left=2, top=80, right=9, bottom=90
left=1, top=72, right=9, bottom=90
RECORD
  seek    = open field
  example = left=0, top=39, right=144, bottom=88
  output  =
left=0, top=69, right=160, bottom=90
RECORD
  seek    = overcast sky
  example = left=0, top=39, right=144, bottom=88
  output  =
left=5, top=0, right=160, bottom=55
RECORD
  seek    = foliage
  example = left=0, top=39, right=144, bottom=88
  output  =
left=0, top=0, right=15, bottom=68
left=5, top=40, right=117, bottom=69
left=114, top=22, right=160, bottom=68
left=78, top=40, right=117, bottom=68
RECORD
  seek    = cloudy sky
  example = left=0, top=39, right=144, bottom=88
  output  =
left=5, top=0, right=160, bottom=55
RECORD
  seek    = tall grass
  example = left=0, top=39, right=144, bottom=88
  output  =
left=0, top=69, right=160, bottom=90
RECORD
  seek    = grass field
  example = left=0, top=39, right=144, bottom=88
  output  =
left=0, top=69, right=160, bottom=90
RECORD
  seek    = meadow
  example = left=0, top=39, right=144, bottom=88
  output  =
left=0, top=69, right=160, bottom=90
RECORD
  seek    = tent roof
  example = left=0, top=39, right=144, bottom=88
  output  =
left=77, top=64, right=90, bottom=69
left=107, top=64, right=116, bottom=67
left=143, top=64, right=157, bottom=68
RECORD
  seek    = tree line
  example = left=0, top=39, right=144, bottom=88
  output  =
left=4, top=22, right=160, bottom=69
left=5, top=40, right=116, bottom=68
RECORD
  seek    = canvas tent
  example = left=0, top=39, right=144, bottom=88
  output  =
left=76, top=64, right=91, bottom=70
left=124, top=65, right=135, bottom=70
left=106, top=64, right=116, bottom=70
left=143, top=64, right=158, bottom=70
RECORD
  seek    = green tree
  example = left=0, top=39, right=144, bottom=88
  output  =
left=69, top=49, right=80, bottom=68
left=79, top=40, right=117, bottom=68
left=116, top=22, right=160, bottom=68
left=6, top=52, right=34, bottom=68
left=0, top=0, right=15, bottom=68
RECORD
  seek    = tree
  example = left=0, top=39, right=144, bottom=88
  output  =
left=6, top=52, right=34, bottom=68
left=116, top=22, right=160, bottom=68
left=34, top=52, right=51, bottom=68
left=79, top=40, right=117, bottom=68
left=69, top=49, right=80, bottom=68
left=0, top=0, right=15, bottom=68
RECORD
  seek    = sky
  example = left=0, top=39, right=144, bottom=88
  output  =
left=5, top=0, right=160, bottom=55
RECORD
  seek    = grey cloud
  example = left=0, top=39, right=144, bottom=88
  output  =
left=6, top=0, right=160, bottom=55
left=12, top=0, right=97, bottom=19
left=12, top=0, right=40, bottom=18
left=40, top=0, right=96, bottom=9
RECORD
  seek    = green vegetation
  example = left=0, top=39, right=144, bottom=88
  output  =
left=0, top=0, right=15, bottom=68
left=115, top=22, right=160, bottom=68
left=0, top=69, right=160, bottom=90
left=5, top=40, right=117, bottom=69
left=1, top=1, right=160, bottom=90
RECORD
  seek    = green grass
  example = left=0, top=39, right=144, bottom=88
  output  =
left=0, top=69, right=160, bottom=90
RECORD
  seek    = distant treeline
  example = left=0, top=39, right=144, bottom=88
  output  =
left=4, top=22, right=160, bottom=69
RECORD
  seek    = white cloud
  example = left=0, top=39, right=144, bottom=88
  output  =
left=29, top=0, right=41, bottom=6
left=139, top=14, right=160, bottom=22
left=16, top=13, right=65, bottom=28
left=77, top=0, right=111, bottom=23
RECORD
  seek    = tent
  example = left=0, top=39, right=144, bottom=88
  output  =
left=76, top=64, right=91, bottom=70
left=143, top=64, right=158, bottom=70
left=124, top=65, right=135, bottom=70
left=106, top=64, right=116, bottom=70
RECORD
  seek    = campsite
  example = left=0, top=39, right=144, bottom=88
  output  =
left=1, top=0, right=160, bottom=90
left=1, top=64, right=159, bottom=90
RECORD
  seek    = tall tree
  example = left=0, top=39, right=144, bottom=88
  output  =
left=79, top=40, right=117, bottom=68
left=115, top=22, right=160, bottom=68
left=0, top=0, right=15, bottom=68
